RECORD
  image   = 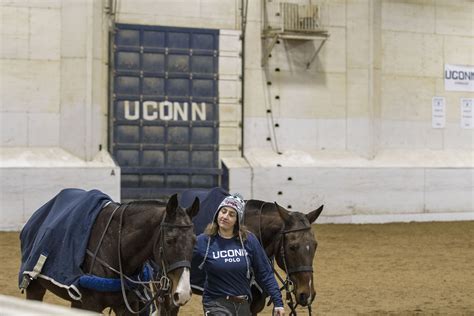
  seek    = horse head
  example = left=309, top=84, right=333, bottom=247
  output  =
left=153, top=194, right=199, bottom=308
left=274, top=203, right=324, bottom=307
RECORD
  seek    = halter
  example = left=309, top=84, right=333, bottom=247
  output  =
left=158, top=222, right=193, bottom=275
left=87, top=202, right=193, bottom=315
left=148, top=220, right=193, bottom=316
left=278, top=225, right=314, bottom=316
left=256, top=202, right=314, bottom=316
left=280, top=227, right=314, bottom=274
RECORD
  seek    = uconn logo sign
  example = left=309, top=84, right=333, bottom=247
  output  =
left=444, top=64, right=474, bottom=92
left=123, top=100, right=206, bottom=121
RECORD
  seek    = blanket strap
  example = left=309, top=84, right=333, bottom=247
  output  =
left=19, top=254, right=48, bottom=291
left=32, top=254, right=47, bottom=278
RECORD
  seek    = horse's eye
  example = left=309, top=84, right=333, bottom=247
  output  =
left=289, top=244, right=298, bottom=251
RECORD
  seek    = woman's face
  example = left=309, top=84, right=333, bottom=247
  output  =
left=217, top=206, right=237, bottom=231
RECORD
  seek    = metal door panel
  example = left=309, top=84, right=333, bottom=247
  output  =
left=142, top=53, right=165, bottom=73
left=111, top=24, right=220, bottom=200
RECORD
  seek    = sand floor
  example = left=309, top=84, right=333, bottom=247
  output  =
left=1, top=221, right=473, bottom=315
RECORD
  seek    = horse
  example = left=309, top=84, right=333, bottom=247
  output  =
left=21, top=192, right=200, bottom=315
left=244, top=200, right=323, bottom=315
left=180, top=188, right=324, bottom=315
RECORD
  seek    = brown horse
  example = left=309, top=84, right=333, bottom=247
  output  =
left=243, top=201, right=324, bottom=315
left=24, top=194, right=199, bottom=315
left=180, top=187, right=323, bottom=315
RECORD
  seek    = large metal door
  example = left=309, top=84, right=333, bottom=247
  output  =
left=111, top=24, right=220, bottom=199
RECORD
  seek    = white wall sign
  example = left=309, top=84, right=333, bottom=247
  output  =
left=460, top=98, right=473, bottom=129
left=432, top=97, right=446, bottom=129
left=444, top=64, right=474, bottom=92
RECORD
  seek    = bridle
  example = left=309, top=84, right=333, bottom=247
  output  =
left=158, top=222, right=193, bottom=276
left=256, top=202, right=314, bottom=316
left=278, top=225, right=314, bottom=316
left=87, top=202, right=193, bottom=315
left=129, top=218, right=193, bottom=315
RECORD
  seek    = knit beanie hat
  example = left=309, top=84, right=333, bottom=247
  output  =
left=215, top=194, right=245, bottom=226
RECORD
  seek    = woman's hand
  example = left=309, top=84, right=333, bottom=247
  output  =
left=274, top=306, right=285, bottom=316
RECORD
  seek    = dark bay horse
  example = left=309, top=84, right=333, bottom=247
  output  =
left=244, top=201, right=323, bottom=315
left=23, top=194, right=199, bottom=315
left=180, top=188, right=323, bottom=315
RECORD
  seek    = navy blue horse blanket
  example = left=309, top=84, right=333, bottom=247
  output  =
left=179, top=187, right=230, bottom=235
left=179, top=187, right=230, bottom=292
left=19, top=188, right=111, bottom=299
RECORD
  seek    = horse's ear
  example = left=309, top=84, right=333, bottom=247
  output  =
left=186, top=197, right=200, bottom=218
left=166, top=194, right=179, bottom=215
left=306, top=204, right=324, bottom=224
left=275, top=202, right=291, bottom=222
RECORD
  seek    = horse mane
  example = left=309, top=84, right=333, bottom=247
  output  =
left=129, top=200, right=168, bottom=207
left=122, top=200, right=168, bottom=216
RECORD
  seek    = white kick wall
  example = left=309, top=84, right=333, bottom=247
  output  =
left=0, top=0, right=472, bottom=229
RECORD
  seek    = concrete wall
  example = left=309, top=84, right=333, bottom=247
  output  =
left=0, top=1, right=119, bottom=230
left=381, top=0, right=473, bottom=151
left=244, top=0, right=473, bottom=154
left=226, top=0, right=473, bottom=222
left=0, top=0, right=241, bottom=230
left=1, top=0, right=109, bottom=157
left=1, top=0, right=472, bottom=228
left=1, top=1, right=62, bottom=148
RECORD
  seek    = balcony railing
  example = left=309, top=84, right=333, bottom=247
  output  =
left=264, top=2, right=324, bottom=34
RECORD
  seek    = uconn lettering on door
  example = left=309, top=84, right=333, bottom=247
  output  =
left=123, top=100, right=206, bottom=121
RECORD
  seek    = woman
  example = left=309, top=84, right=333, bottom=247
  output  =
left=193, top=194, right=285, bottom=316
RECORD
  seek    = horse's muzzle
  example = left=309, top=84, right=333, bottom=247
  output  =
left=173, top=290, right=193, bottom=306
left=296, top=290, right=316, bottom=306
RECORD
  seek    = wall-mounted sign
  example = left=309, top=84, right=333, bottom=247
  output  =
left=444, top=64, right=474, bottom=92
left=432, top=97, right=446, bottom=129
left=461, top=98, right=473, bottom=129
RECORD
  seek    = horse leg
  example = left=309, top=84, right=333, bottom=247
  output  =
left=78, top=291, right=113, bottom=314
left=158, top=300, right=179, bottom=316
left=112, top=296, right=140, bottom=316
left=71, top=300, right=83, bottom=309
left=25, top=279, right=46, bottom=301
left=250, top=286, right=267, bottom=316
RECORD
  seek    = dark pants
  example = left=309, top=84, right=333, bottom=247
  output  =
left=203, top=297, right=251, bottom=316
